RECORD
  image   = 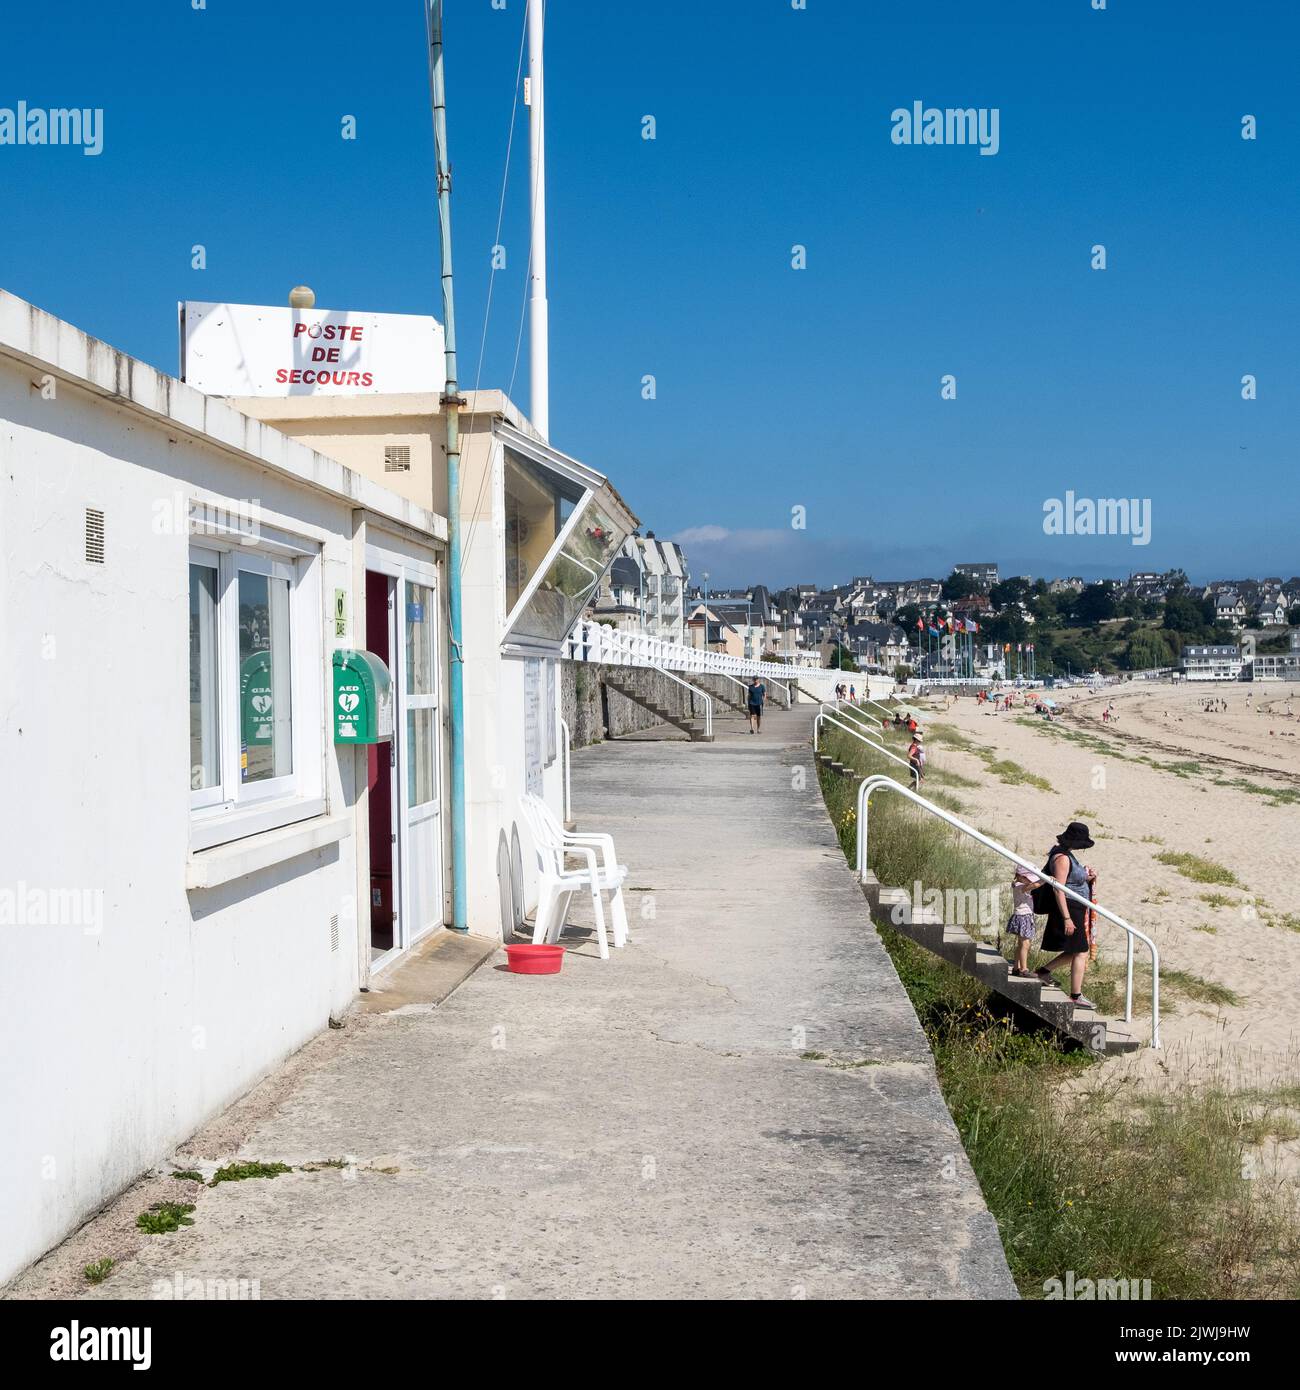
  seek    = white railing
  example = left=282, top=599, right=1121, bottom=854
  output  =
left=814, top=707, right=919, bottom=788
left=565, top=619, right=844, bottom=698
left=852, top=773, right=1160, bottom=1048
left=558, top=716, right=573, bottom=824
left=653, top=664, right=713, bottom=739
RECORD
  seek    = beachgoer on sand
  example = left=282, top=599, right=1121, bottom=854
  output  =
left=907, top=731, right=926, bottom=783
left=1034, top=821, right=1098, bottom=1009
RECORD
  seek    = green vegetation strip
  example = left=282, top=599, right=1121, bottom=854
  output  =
left=815, top=727, right=1297, bottom=1299
left=1155, top=851, right=1239, bottom=887
left=927, top=723, right=1051, bottom=790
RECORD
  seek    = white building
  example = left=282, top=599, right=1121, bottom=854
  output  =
left=0, top=291, right=636, bottom=1285
left=1181, top=643, right=1243, bottom=681
left=0, top=292, right=449, bottom=1283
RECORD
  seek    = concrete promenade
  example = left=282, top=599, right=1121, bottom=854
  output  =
left=84, top=704, right=1015, bottom=1300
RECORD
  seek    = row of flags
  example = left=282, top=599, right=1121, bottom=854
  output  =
left=914, top=615, right=1037, bottom=653
left=916, top=616, right=981, bottom=636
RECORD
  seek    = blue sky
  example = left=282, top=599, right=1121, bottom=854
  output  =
left=1, top=0, right=1296, bottom=587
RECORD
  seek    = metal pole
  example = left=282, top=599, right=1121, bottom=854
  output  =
left=428, top=0, right=468, bottom=932
left=527, top=0, right=549, bottom=438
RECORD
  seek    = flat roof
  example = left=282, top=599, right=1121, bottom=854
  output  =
left=0, top=289, right=447, bottom=542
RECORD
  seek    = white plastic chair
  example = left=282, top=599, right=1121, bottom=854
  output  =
left=518, top=794, right=629, bottom=959
left=533, top=797, right=630, bottom=950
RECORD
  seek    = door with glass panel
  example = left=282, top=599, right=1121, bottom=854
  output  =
left=400, top=575, right=441, bottom=942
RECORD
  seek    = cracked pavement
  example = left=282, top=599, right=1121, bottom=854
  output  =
left=84, top=705, right=1016, bottom=1300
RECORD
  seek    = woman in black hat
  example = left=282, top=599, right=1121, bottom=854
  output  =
left=1035, top=821, right=1098, bottom=1009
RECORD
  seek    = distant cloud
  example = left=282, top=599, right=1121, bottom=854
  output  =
left=673, top=524, right=789, bottom=552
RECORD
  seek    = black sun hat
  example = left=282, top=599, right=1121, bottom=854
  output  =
left=1057, top=821, right=1095, bottom=850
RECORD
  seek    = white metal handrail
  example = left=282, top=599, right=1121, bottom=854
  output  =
left=853, top=773, right=1160, bottom=1048
left=563, top=619, right=850, bottom=695
left=654, top=663, right=713, bottom=738
left=558, top=715, right=573, bottom=824
left=814, top=708, right=919, bottom=788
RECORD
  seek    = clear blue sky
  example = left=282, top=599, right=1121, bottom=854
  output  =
left=2, top=0, right=1296, bottom=587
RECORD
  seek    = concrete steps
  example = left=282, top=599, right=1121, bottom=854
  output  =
left=862, top=871, right=1139, bottom=1055
left=709, top=684, right=751, bottom=715
left=817, top=751, right=857, bottom=781
left=603, top=673, right=714, bottom=741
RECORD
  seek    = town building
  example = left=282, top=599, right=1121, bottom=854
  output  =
left=952, top=562, right=999, bottom=589
left=1180, top=643, right=1244, bottom=680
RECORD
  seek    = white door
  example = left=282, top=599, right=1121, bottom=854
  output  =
left=399, top=575, right=442, bottom=942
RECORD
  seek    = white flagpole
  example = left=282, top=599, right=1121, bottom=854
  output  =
left=527, top=0, right=549, bottom=439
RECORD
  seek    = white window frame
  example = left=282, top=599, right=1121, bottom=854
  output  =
left=189, top=523, right=324, bottom=852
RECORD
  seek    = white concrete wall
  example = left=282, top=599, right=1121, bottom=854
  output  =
left=0, top=355, right=368, bottom=1284
left=459, top=428, right=564, bottom=939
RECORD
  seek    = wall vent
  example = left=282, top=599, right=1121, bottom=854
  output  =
left=330, top=914, right=340, bottom=953
left=384, top=445, right=411, bottom=472
left=85, top=508, right=105, bottom=564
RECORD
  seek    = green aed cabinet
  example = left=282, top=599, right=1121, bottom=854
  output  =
left=332, top=649, right=394, bottom=744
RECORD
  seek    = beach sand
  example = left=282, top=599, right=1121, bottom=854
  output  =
left=908, top=681, right=1300, bottom=1094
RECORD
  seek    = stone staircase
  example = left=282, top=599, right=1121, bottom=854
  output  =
left=860, top=871, right=1139, bottom=1054
left=602, top=672, right=714, bottom=741
left=707, top=681, right=750, bottom=715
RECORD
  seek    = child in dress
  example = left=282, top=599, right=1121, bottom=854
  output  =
left=1006, top=865, right=1040, bottom=977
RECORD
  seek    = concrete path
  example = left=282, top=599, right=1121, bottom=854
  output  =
left=88, top=705, right=1015, bottom=1301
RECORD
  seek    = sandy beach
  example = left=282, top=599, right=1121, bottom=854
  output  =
left=909, top=681, right=1300, bottom=1093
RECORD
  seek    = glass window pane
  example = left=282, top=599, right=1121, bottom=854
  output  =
left=405, top=582, right=435, bottom=697
left=503, top=448, right=585, bottom=614
left=239, top=570, right=293, bottom=783
left=407, top=708, right=435, bottom=807
left=509, top=498, right=627, bottom=645
left=189, top=562, right=220, bottom=790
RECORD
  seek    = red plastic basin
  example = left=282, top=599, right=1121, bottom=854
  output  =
left=504, top=944, right=564, bottom=975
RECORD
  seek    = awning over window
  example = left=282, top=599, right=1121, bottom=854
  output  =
left=497, top=423, right=636, bottom=653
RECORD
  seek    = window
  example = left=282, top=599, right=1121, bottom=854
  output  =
left=498, top=429, right=634, bottom=651
left=188, top=529, right=322, bottom=849
left=404, top=580, right=438, bottom=810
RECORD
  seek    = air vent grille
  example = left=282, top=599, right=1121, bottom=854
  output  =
left=384, top=445, right=411, bottom=472
left=330, top=914, right=340, bottom=953
left=85, top=508, right=105, bottom=564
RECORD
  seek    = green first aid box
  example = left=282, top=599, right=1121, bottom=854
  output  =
left=332, top=649, right=394, bottom=744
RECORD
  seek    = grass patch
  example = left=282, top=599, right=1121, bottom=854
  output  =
left=1161, top=970, right=1241, bottom=1008
left=1155, top=851, right=1240, bottom=887
left=83, top=1258, right=114, bottom=1285
left=136, top=1202, right=195, bottom=1235
left=1199, top=893, right=1237, bottom=909
left=209, top=1160, right=292, bottom=1186
left=1213, top=777, right=1300, bottom=808
left=170, top=1168, right=203, bottom=1182
left=985, top=759, right=1053, bottom=791
left=916, top=723, right=1052, bottom=790
left=815, top=733, right=1298, bottom=1299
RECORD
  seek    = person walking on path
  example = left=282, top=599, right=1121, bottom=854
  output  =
left=747, top=676, right=766, bottom=733
left=1035, top=821, right=1098, bottom=1009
